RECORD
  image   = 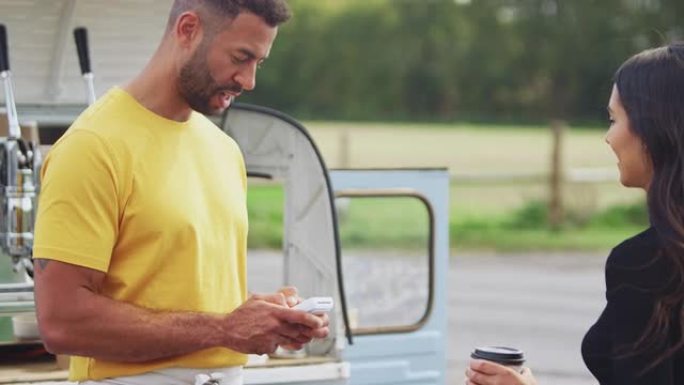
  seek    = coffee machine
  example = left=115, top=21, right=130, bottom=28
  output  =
left=0, top=24, right=42, bottom=343
left=0, top=25, right=97, bottom=343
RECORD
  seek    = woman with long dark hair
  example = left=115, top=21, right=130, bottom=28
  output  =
left=466, top=44, right=684, bottom=385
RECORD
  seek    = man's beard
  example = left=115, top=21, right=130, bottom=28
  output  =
left=178, top=46, right=243, bottom=116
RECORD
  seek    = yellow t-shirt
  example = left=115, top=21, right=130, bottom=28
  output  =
left=33, top=87, right=249, bottom=381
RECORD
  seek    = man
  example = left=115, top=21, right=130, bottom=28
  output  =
left=32, top=1, right=328, bottom=384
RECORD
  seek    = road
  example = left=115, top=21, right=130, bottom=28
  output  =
left=449, top=253, right=605, bottom=385
left=249, top=250, right=608, bottom=385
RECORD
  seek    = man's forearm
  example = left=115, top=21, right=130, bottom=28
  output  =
left=39, top=286, right=228, bottom=362
left=33, top=259, right=324, bottom=361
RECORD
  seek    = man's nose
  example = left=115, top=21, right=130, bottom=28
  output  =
left=235, top=64, right=257, bottom=91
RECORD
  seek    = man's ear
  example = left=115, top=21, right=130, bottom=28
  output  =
left=174, top=11, right=202, bottom=49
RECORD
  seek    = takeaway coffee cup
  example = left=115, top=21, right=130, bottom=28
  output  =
left=471, top=346, right=526, bottom=373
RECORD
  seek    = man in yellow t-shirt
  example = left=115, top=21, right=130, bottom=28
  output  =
left=32, top=1, right=329, bottom=384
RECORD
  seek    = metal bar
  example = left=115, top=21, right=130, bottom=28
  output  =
left=47, top=0, right=78, bottom=101
left=84, top=73, right=96, bottom=105
left=1, top=72, right=20, bottom=139
left=74, top=27, right=96, bottom=104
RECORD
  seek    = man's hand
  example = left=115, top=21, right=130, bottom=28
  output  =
left=223, top=292, right=329, bottom=355
left=275, top=286, right=330, bottom=351
left=279, top=311, right=330, bottom=351
left=266, top=287, right=331, bottom=351
left=277, top=286, right=300, bottom=308
left=466, top=359, right=537, bottom=385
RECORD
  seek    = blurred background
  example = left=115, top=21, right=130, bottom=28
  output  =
left=0, top=0, right=675, bottom=251
left=3, top=1, right=684, bottom=384
left=238, top=2, right=680, bottom=384
left=242, top=0, right=684, bottom=252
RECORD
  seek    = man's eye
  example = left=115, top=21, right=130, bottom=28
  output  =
left=232, top=56, right=248, bottom=64
left=608, top=118, right=615, bottom=125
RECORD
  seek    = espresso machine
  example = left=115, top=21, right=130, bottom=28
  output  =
left=0, top=24, right=42, bottom=343
left=0, top=25, right=97, bottom=343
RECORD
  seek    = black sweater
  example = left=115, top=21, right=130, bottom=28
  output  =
left=582, top=227, right=684, bottom=384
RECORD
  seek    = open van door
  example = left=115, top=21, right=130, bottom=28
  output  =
left=330, top=169, right=449, bottom=385
left=222, top=105, right=350, bottom=384
left=223, top=105, right=449, bottom=385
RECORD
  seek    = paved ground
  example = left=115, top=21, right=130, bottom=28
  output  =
left=448, top=253, right=606, bottom=385
left=249, top=250, right=609, bottom=385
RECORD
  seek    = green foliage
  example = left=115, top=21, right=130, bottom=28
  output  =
left=506, top=201, right=548, bottom=229
left=242, top=0, right=684, bottom=123
left=503, top=199, right=648, bottom=230
left=449, top=200, right=649, bottom=251
left=589, top=202, right=649, bottom=227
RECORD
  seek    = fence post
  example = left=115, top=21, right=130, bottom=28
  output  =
left=549, top=120, right=566, bottom=230
left=339, top=127, right=350, bottom=168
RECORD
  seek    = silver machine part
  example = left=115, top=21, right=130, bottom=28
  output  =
left=1, top=69, right=38, bottom=264
left=74, top=27, right=97, bottom=105
left=1, top=70, right=20, bottom=139
left=3, top=169, right=36, bottom=260
left=0, top=26, right=42, bottom=327
left=0, top=70, right=40, bottom=280
left=84, top=72, right=96, bottom=105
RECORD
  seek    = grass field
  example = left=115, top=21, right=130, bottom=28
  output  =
left=247, top=121, right=649, bottom=252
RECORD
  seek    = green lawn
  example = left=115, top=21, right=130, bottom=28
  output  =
left=247, top=183, right=648, bottom=252
left=246, top=122, right=648, bottom=252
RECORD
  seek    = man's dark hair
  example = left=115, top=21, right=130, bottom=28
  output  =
left=167, top=0, right=291, bottom=31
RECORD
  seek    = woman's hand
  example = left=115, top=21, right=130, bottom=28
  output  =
left=466, top=359, right=537, bottom=385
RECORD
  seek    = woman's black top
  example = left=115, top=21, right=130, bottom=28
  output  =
left=582, top=227, right=684, bottom=384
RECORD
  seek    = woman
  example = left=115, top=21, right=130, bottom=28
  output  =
left=466, top=44, right=684, bottom=385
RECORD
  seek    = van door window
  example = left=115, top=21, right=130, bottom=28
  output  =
left=336, top=191, right=434, bottom=335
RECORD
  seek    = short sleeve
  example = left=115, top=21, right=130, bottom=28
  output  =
left=33, top=129, right=121, bottom=272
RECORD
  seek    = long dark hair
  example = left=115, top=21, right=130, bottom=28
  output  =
left=614, top=43, right=684, bottom=372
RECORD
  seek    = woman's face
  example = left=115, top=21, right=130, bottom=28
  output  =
left=605, top=85, right=653, bottom=189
